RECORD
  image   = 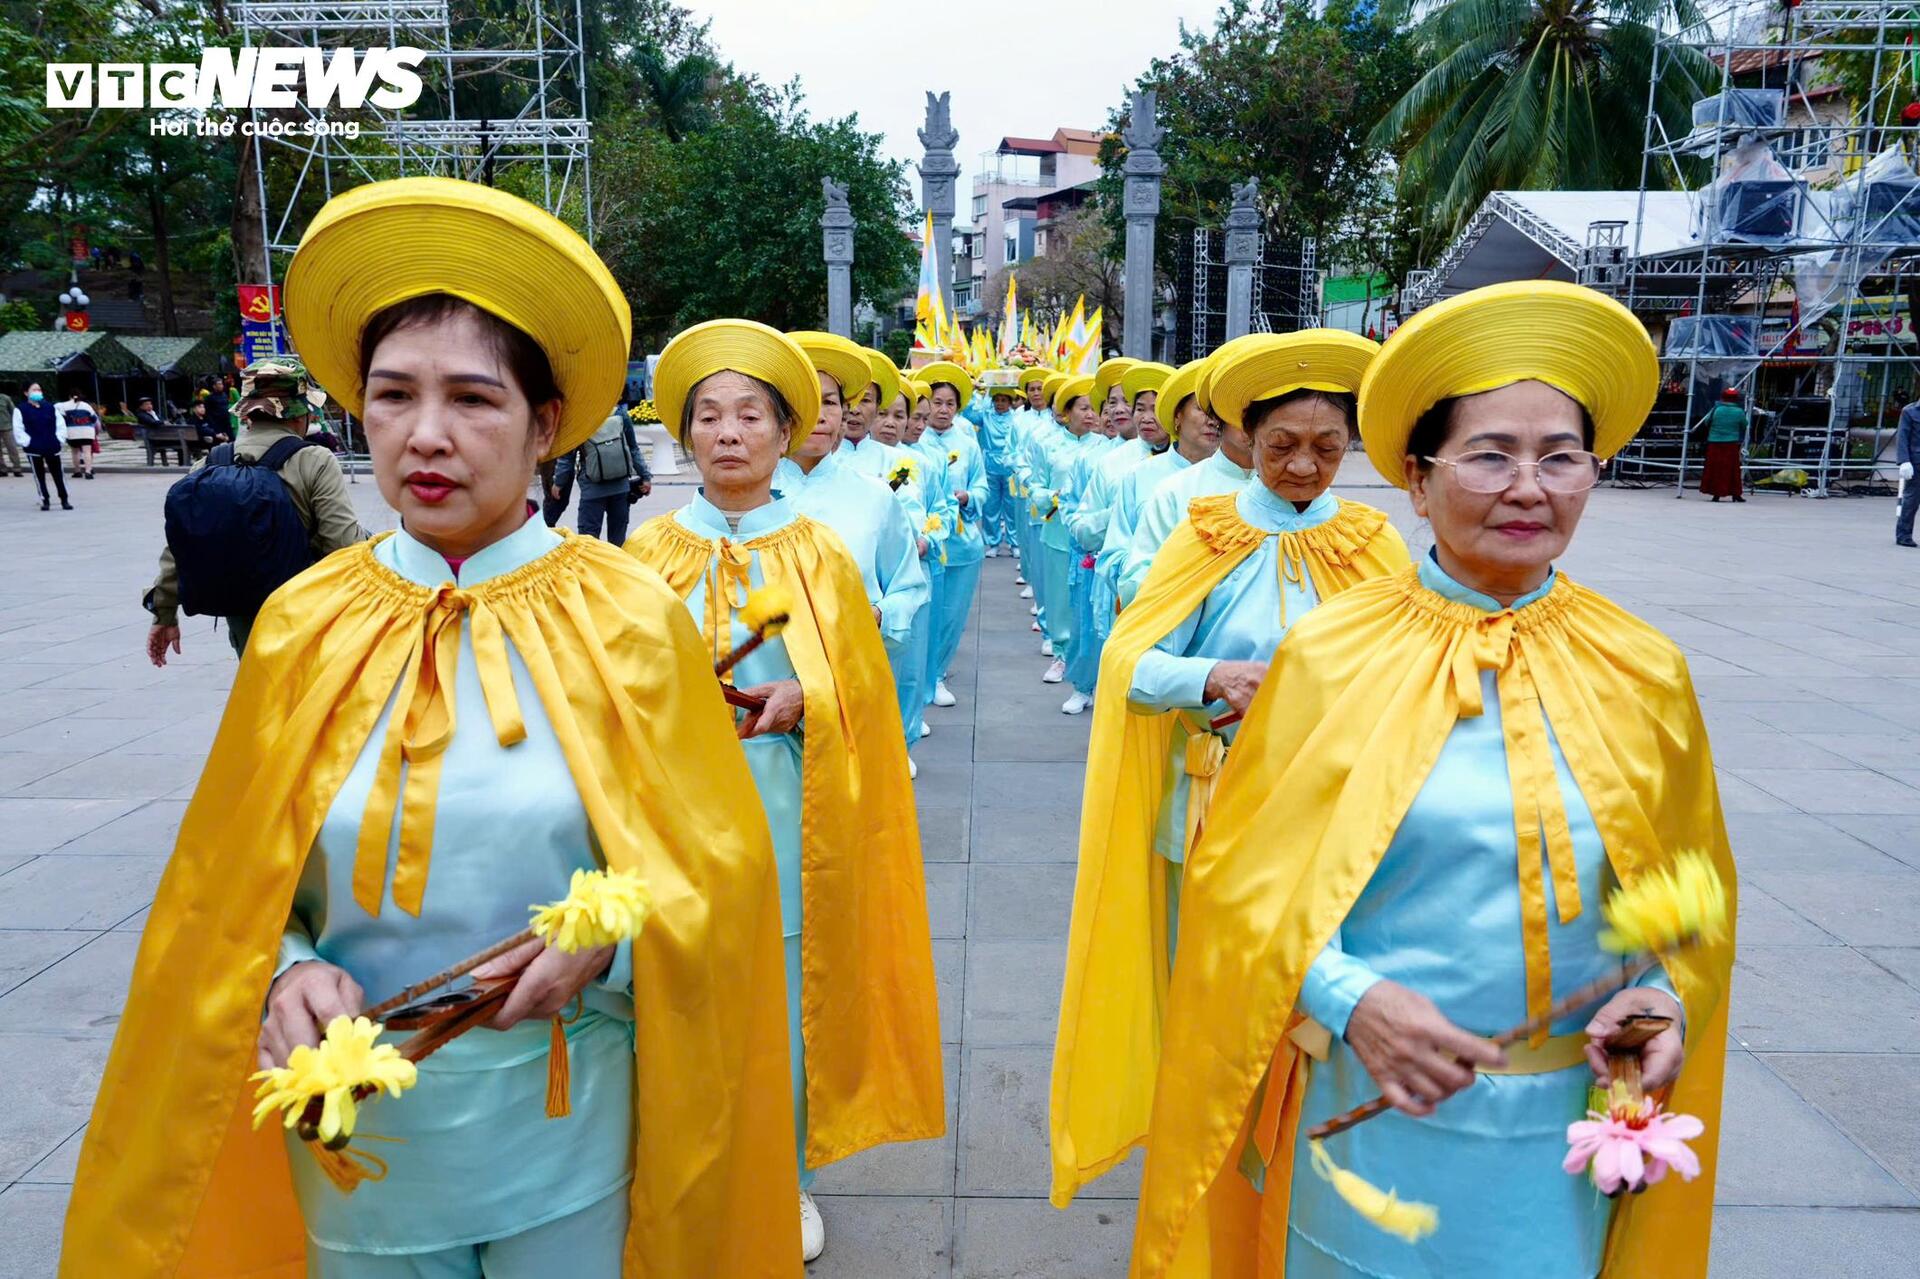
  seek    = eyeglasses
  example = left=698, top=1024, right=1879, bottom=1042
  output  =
left=1424, top=449, right=1602, bottom=494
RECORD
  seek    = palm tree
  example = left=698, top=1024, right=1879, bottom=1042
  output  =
left=631, top=43, right=719, bottom=143
left=1372, top=0, right=1713, bottom=238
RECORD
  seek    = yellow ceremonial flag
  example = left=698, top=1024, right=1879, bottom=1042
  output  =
left=915, top=210, right=948, bottom=337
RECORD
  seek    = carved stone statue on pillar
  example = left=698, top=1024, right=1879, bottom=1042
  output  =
left=1121, top=90, right=1164, bottom=359
left=821, top=176, right=855, bottom=338
left=1224, top=177, right=1261, bottom=341
left=917, top=90, right=960, bottom=326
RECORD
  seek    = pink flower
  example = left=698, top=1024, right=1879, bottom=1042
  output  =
left=1081, top=554, right=1097, bottom=569
left=1564, top=1100, right=1705, bottom=1196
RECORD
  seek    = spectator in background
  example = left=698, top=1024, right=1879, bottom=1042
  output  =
left=54, top=387, right=100, bottom=480
left=553, top=407, right=650, bottom=542
left=146, top=358, right=366, bottom=663
left=187, top=401, right=225, bottom=448
left=1896, top=394, right=1920, bottom=547
left=133, top=395, right=166, bottom=433
left=201, top=382, right=231, bottom=439
left=1700, top=387, right=1747, bottom=504
left=0, top=388, right=24, bottom=477
left=12, top=380, right=71, bottom=510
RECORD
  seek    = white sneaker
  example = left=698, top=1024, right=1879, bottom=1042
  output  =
left=801, top=1190, right=826, bottom=1262
left=933, top=680, right=956, bottom=707
left=986, top=545, right=1000, bottom=558
left=919, top=721, right=932, bottom=738
left=1019, top=584, right=1033, bottom=597
left=1042, top=658, right=1066, bottom=683
left=909, top=757, right=918, bottom=780
left=1030, top=620, right=1041, bottom=632
left=1062, top=691, right=1091, bottom=715
left=1040, top=639, right=1054, bottom=657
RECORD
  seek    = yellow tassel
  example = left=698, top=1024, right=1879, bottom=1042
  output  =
left=545, top=1014, right=572, bottom=1119
left=307, top=1139, right=390, bottom=1195
left=1308, top=1139, right=1438, bottom=1243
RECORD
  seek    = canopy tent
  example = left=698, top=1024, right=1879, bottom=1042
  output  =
left=118, top=336, right=221, bottom=379
left=0, top=331, right=142, bottom=378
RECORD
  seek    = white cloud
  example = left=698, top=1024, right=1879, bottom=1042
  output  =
left=696, top=0, right=1220, bottom=220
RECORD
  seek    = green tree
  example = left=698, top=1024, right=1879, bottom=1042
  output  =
left=1372, top=0, right=1712, bottom=241
left=1094, top=0, right=1429, bottom=280
left=597, top=86, right=915, bottom=347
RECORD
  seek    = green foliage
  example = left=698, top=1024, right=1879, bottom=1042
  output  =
left=596, top=86, right=915, bottom=347
left=1373, top=0, right=1713, bottom=245
left=0, top=298, right=40, bottom=334
left=881, top=327, right=912, bottom=367
left=1094, top=0, right=1430, bottom=281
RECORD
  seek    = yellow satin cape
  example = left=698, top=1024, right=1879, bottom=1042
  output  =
left=625, top=512, right=946, bottom=1165
left=1049, top=495, right=1410, bottom=1207
left=61, top=532, right=800, bottom=1278
left=1128, top=566, right=1737, bottom=1279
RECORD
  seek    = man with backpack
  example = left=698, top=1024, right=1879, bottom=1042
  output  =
left=552, top=406, right=651, bottom=543
left=144, top=358, right=366, bottom=664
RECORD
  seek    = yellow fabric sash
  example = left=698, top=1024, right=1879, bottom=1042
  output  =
left=351, top=583, right=528, bottom=917
left=1049, top=494, right=1410, bottom=1208
left=1128, top=566, right=1737, bottom=1279
left=626, top=513, right=946, bottom=1167
left=61, top=532, right=802, bottom=1278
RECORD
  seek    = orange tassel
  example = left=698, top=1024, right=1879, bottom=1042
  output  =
left=545, top=1014, right=572, bottom=1119
left=308, top=1140, right=390, bottom=1194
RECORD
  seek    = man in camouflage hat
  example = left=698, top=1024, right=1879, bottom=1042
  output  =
left=233, top=356, right=325, bottom=425
left=145, top=357, right=366, bottom=662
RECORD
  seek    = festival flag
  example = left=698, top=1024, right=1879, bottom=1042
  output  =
left=914, top=210, right=948, bottom=346
left=998, top=275, right=1018, bottom=355
left=1074, top=306, right=1104, bottom=374
left=1057, top=296, right=1087, bottom=369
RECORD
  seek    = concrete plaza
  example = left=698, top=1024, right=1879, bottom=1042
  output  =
left=1, top=462, right=1918, bottom=1275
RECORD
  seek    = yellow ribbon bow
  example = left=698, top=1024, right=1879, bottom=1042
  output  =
left=352, top=584, right=527, bottom=917
left=702, top=539, right=755, bottom=674
left=1451, top=613, right=1584, bottom=1044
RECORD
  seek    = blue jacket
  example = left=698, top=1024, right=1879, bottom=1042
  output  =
left=1898, top=403, right=1920, bottom=464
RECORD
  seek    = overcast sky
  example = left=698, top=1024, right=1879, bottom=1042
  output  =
left=698, top=0, right=1225, bottom=222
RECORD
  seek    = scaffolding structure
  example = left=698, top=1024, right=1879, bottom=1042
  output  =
left=1618, top=0, right=1920, bottom=495
left=235, top=0, right=595, bottom=283
left=1175, top=228, right=1321, bottom=365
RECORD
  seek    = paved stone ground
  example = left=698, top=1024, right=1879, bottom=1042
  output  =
left=2, top=463, right=1919, bottom=1275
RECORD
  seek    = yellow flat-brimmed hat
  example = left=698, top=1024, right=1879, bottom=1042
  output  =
left=653, top=319, right=821, bottom=457
left=1092, top=357, right=1139, bottom=408
left=919, top=360, right=974, bottom=408
left=1053, top=374, right=1095, bottom=418
left=1208, top=330, right=1379, bottom=431
left=1194, top=334, right=1270, bottom=418
left=1040, top=371, right=1070, bottom=410
left=1155, top=359, right=1210, bottom=439
left=1120, top=361, right=1174, bottom=405
left=788, top=331, right=873, bottom=405
left=862, top=347, right=901, bottom=412
left=1359, top=281, right=1658, bottom=488
left=282, top=176, right=630, bottom=461
left=1017, top=366, right=1051, bottom=391
left=907, top=378, right=931, bottom=408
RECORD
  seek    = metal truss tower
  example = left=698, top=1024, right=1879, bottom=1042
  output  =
left=1616, top=0, right=1920, bottom=495
left=234, top=0, right=594, bottom=280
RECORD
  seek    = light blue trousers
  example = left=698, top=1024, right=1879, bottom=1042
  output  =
left=981, top=469, right=1014, bottom=548
left=1065, top=551, right=1099, bottom=695
left=305, top=1186, right=628, bottom=1278
left=928, top=557, right=981, bottom=689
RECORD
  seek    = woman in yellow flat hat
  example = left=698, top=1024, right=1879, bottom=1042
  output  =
left=1128, top=282, right=1735, bottom=1278
left=1050, top=330, right=1409, bottom=1213
left=62, top=177, right=799, bottom=1278
left=624, top=320, right=944, bottom=1265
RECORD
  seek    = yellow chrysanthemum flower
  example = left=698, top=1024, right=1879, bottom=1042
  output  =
left=739, top=584, right=793, bottom=637
left=1599, top=850, right=1728, bottom=956
left=531, top=867, right=655, bottom=953
left=924, top=514, right=947, bottom=537
left=250, top=1015, right=416, bottom=1144
left=890, top=455, right=920, bottom=485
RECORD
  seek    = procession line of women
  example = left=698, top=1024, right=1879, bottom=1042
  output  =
left=57, top=171, right=1735, bottom=1279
